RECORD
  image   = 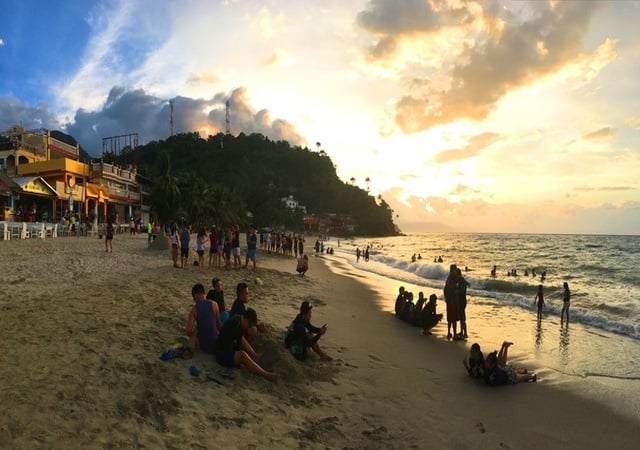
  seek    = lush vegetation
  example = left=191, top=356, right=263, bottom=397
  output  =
left=108, top=132, right=398, bottom=236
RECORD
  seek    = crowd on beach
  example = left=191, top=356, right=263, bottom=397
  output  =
left=184, top=277, right=332, bottom=382
left=155, top=223, right=332, bottom=382
left=395, top=261, right=547, bottom=387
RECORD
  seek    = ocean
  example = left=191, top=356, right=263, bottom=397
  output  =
left=320, top=233, right=640, bottom=417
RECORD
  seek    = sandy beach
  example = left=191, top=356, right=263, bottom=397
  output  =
left=1, top=234, right=638, bottom=449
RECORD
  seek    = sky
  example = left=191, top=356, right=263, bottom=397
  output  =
left=1, top=0, right=639, bottom=235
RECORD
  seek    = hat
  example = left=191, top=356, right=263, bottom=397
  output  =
left=300, top=301, right=313, bottom=314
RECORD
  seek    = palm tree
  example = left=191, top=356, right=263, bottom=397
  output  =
left=349, top=177, right=356, bottom=185
left=365, top=176, right=371, bottom=192
left=150, top=150, right=180, bottom=224
left=316, top=142, right=321, bottom=152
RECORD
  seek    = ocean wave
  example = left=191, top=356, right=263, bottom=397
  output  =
left=328, top=236, right=640, bottom=342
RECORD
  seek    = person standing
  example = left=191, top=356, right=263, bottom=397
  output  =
left=180, top=221, right=190, bottom=269
left=561, top=282, right=571, bottom=325
left=170, top=222, right=179, bottom=268
left=105, top=218, right=114, bottom=253
left=208, top=225, right=219, bottom=269
left=444, top=264, right=459, bottom=340
left=534, top=285, right=545, bottom=320
left=231, top=224, right=241, bottom=269
left=456, top=267, right=471, bottom=339
left=196, top=225, right=207, bottom=274
left=244, top=226, right=258, bottom=270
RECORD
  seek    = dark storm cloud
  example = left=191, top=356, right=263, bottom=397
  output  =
left=61, top=86, right=303, bottom=156
left=0, top=97, right=62, bottom=131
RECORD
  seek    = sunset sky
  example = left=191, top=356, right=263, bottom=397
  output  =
left=1, top=0, right=638, bottom=235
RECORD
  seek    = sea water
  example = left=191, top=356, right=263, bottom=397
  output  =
left=320, top=233, right=640, bottom=417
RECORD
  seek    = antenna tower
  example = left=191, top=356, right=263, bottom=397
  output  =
left=225, top=100, right=230, bottom=134
left=169, top=100, right=174, bottom=137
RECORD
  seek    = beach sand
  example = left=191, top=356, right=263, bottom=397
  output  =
left=0, top=234, right=637, bottom=449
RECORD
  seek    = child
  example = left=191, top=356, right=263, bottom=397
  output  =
left=484, top=341, right=537, bottom=386
left=534, top=285, right=545, bottom=320
left=463, top=343, right=485, bottom=379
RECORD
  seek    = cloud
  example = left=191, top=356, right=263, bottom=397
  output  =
left=0, top=97, right=61, bottom=131
left=250, top=6, right=288, bottom=39
left=187, top=71, right=220, bottom=86
left=433, top=132, right=500, bottom=163
left=581, top=127, right=616, bottom=141
left=358, top=1, right=608, bottom=133
left=624, top=117, right=640, bottom=129
left=0, top=38, right=4, bottom=46
left=574, top=186, right=635, bottom=192
left=62, top=86, right=303, bottom=156
left=262, top=49, right=292, bottom=68
left=210, top=87, right=303, bottom=144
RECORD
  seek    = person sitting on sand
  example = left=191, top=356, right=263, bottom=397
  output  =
left=284, top=301, right=332, bottom=361
left=207, top=277, right=230, bottom=325
left=415, top=294, right=442, bottom=335
left=186, top=283, right=221, bottom=353
left=401, top=291, right=416, bottom=322
left=394, top=287, right=406, bottom=316
left=415, top=292, right=427, bottom=313
left=214, top=308, right=276, bottom=382
left=229, top=282, right=264, bottom=341
left=296, top=254, right=309, bottom=276
left=484, top=341, right=537, bottom=386
left=463, top=343, right=485, bottom=379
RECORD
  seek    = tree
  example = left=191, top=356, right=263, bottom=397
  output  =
left=349, top=177, right=356, bottom=185
left=365, top=176, right=371, bottom=192
left=150, top=150, right=180, bottom=224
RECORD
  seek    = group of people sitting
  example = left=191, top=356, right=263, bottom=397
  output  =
left=394, top=287, right=443, bottom=335
left=464, top=341, right=537, bottom=386
left=185, top=276, right=331, bottom=382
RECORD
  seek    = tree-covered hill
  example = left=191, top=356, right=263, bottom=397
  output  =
left=116, top=132, right=398, bottom=236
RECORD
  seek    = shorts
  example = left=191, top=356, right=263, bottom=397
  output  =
left=106, top=233, right=113, bottom=241
left=505, top=365, right=517, bottom=384
left=209, top=247, right=217, bottom=255
left=233, top=247, right=241, bottom=257
left=457, top=300, right=467, bottom=321
left=197, top=249, right=204, bottom=256
left=247, top=248, right=256, bottom=261
left=181, top=248, right=189, bottom=258
left=216, top=350, right=235, bottom=368
left=217, top=244, right=224, bottom=253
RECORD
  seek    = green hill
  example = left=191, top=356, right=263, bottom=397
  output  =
left=112, top=132, right=399, bottom=236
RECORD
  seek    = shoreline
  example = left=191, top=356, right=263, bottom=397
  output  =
left=0, top=235, right=638, bottom=449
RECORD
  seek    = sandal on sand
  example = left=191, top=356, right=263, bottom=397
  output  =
left=218, top=368, right=235, bottom=379
left=160, top=349, right=179, bottom=361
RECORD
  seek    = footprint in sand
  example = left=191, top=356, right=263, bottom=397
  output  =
left=368, top=354, right=382, bottom=362
left=476, top=422, right=486, bottom=433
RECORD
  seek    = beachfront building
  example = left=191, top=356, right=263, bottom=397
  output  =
left=281, top=195, right=307, bottom=213
left=0, top=125, right=96, bottom=221
left=0, top=125, right=151, bottom=228
left=90, top=161, right=142, bottom=226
